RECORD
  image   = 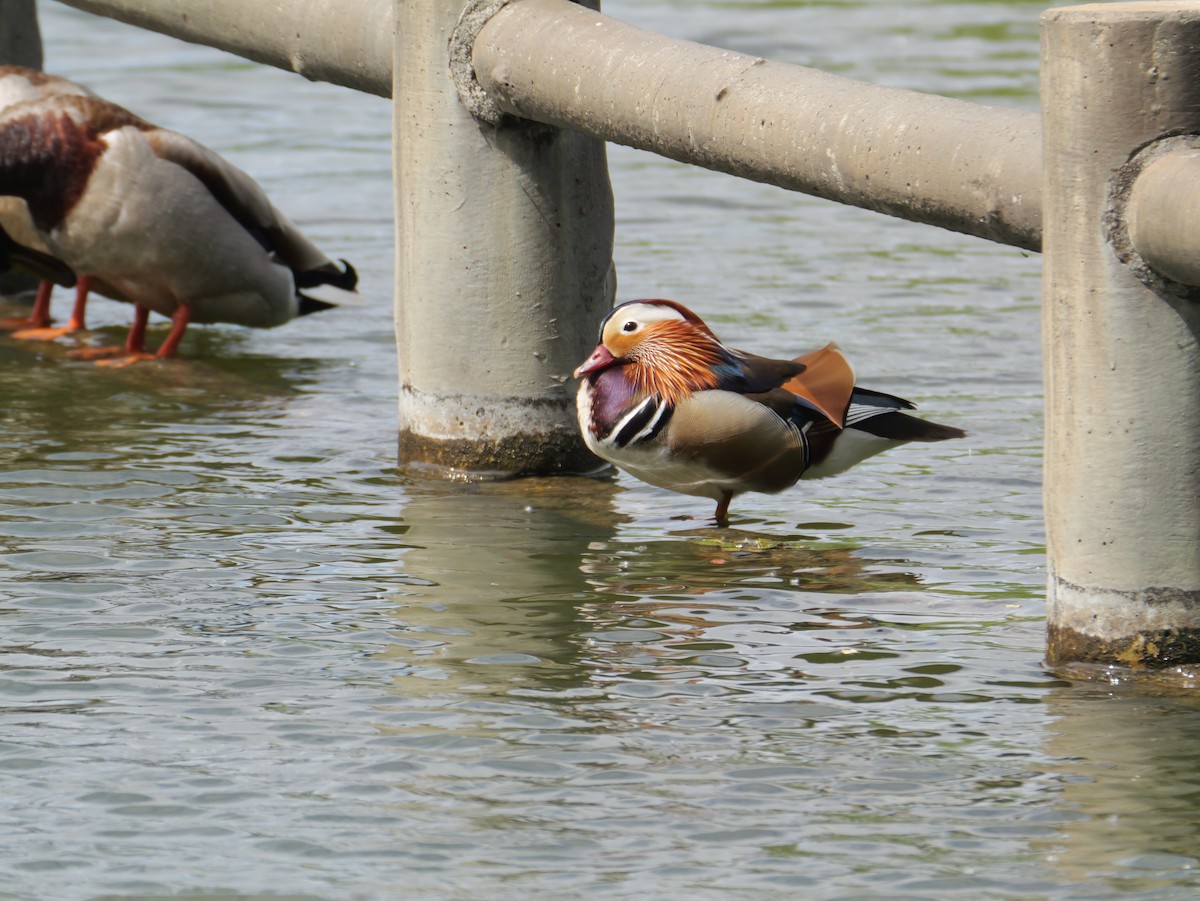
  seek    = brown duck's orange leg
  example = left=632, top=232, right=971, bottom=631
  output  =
left=93, top=306, right=163, bottom=368
left=94, top=305, right=190, bottom=368
left=12, top=276, right=93, bottom=341
left=714, top=491, right=733, bottom=525
left=0, top=280, right=53, bottom=331
left=153, top=305, right=191, bottom=359
left=70, top=304, right=150, bottom=363
left=66, top=276, right=91, bottom=330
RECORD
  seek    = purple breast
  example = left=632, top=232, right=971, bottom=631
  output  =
left=588, top=366, right=644, bottom=434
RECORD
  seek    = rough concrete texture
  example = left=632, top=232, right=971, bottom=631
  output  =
left=1042, top=3, right=1200, bottom=667
left=472, top=0, right=1041, bottom=250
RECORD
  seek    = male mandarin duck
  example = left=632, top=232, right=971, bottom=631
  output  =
left=574, top=299, right=966, bottom=522
left=0, top=87, right=356, bottom=363
left=0, top=65, right=94, bottom=334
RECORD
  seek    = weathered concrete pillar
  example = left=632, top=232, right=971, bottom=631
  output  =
left=392, top=0, right=615, bottom=476
left=0, top=0, right=42, bottom=69
left=1041, top=2, right=1200, bottom=668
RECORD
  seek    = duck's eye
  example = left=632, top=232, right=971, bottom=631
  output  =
left=622, top=320, right=638, bottom=333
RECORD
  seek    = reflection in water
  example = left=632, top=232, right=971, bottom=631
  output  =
left=376, top=478, right=624, bottom=693
left=380, top=477, right=935, bottom=695
left=1042, top=682, right=1200, bottom=893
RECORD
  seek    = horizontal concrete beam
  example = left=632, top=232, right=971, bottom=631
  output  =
left=53, top=0, right=392, bottom=97
left=1124, top=143, right=1200, bottom=289
left=467, top=0, right=1042, bottom=251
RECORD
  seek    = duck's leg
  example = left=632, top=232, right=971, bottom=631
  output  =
left=153, top=305, right=191, bottom=358
left=66, top=276, right=92, bottom=331
left=0, top=280, right=53, bottom=331
left=69, top=303, right=150, bottom=363
left=714, top=491, right=733, bottom=525
left=94, top=305, right=190, bottom=368
left=12, top=276, right=93, bottom=340
left=92, top=305, right=161, bottom=367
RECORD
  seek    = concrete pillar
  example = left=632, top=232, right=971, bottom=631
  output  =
left=393, top=0, right=615, bottom=476
left=0, top=0, right=42, bottom=69
left=1041, top=3, right=1200, bottom=668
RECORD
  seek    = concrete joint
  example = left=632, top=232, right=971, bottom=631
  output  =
left=1105, top=131, right=1200, bottom=301
left=449, top=0, right=512, bottom=125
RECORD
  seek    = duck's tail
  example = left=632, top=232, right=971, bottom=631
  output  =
left=295, top=259, right=357, bottom=292
left=0, top=227, right=76, bottom=287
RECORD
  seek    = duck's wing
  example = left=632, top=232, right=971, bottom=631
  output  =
left=144, top=129, right=356, bottom=289
left=779, top=343, right=856, bottom=428
left=724, top=350, right=806, bottom=393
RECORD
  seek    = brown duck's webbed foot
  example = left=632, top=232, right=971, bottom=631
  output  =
left=85, top=305, right=191, bottom=367
left=11, top=324, right=81, bottom=342
left=94, top=351, right=160, bottom=369
left=0, top=280, right=54, bottom=332
left=68, top=303, right=151, bottom=364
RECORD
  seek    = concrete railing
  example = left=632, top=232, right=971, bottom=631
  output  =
left=4, top=0, right=1199, bottom=672
left=465, top=0, right=1042, bottom=251
left=57, top=0, right=1042, bottom=250
left=52, top=0, right=393, bottom=97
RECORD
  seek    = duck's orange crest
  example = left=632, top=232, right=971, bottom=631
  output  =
left=625, top=320, right=725, bottom=406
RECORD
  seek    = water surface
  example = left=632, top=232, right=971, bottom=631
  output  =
left=2, top=2, right=1198, bottom=899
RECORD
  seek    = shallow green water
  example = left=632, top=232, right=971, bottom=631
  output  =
left=2, top=2, right=1199, bottom=899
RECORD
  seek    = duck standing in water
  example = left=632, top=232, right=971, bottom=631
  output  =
left=574, top=299, right=966, bottom=523
left=0, top=88, right=356, bottom=363
left=0, top=65, right=95, bottom=334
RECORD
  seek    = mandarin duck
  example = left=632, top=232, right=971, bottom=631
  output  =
left=574, top=299, right=966, bottom=522
left=0, top=65, right=94, bottom=334
left=0, top=89, right=356, bottom=363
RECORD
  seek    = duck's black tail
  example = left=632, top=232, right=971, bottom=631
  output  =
left=295, top=259, right=357, bottom=292
left=845, top=387, right=966, bottom=441
left=849, top=408, right=966, bottom=442
left=0, top=226, right=76, bottom=287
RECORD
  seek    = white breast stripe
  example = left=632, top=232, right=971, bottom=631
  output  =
left=607, top=396, right=658, bottom=449
left=629, top=400, right=670, bottom=444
